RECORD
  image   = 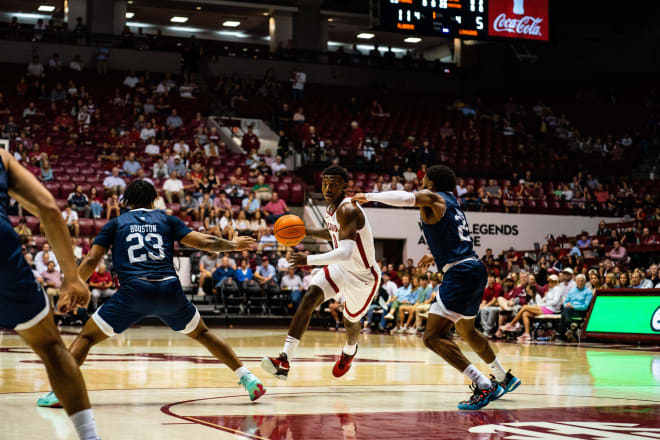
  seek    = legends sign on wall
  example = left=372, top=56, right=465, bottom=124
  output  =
left=305, top=207, right=620, bottom=263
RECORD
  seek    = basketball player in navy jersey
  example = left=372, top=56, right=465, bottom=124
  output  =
left=0, top=150, right=101, bottom=439
left=354, top=165, right=521, bottom=410
left=38, top=180, right=265, bottom=408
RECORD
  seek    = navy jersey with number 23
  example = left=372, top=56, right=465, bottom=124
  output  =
left=421, top=192, right=477, bottom=269
left=93, top=209, right=192, bottom=284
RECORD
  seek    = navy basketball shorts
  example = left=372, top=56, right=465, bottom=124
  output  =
left=429, top=260, right=487, bottom=322
left=92, top=278, right=199, bottom=336
left=0, top=279, right=49, bottom=331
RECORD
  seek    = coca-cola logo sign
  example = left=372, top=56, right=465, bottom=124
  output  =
left=488, top=0, right=549, bottom=41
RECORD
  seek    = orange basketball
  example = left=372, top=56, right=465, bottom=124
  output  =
left=274, top=214, right=306, bottom=246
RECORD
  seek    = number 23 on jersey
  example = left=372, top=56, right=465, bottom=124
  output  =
left=126, top=232, right=165, bottom=263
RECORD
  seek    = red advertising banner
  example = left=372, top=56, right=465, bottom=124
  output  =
left=488, top=0, right=549, bottom=41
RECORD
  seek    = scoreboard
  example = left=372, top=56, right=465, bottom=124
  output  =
left=373, top=0, right=550, bottom=41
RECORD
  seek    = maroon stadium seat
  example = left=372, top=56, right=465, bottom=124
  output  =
left=93, top=219, right=109, bottom=235
left=166, top=203, right=181, bottom=215
left=276, top=183, right=290, bottom=202
left=78, top=218, right=94, bottom=237
left=56, top=199, right=68, bottom=211
left=289, top=183, right=304, bottom=205
left=26, top=216, right=40, bottom=233
left=61, top=182, right=75, bottom=197
left=8, top=215, right=19, bottom=227
left=44, top=182, right=61, bottom=198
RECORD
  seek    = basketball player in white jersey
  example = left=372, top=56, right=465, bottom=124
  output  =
left=262, top=166, right=380, bottom=379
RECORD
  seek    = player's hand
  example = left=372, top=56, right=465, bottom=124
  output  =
left=233, top=235, right=256, bottom=251
left=352, top=193, right=368, bottom=204
left=57, top=276, right=90, bottom=314
left=288, top=252, right=308, bottom=267
left=417, top=253, right=435, bottom=270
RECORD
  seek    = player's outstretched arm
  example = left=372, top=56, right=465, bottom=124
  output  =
left=180, top=231, right=255, bottom=253
left=353, top=190, right=444, bottom=208
left=3, top=150, right=89, bottom=312
left=304, top=227, right=332, bottom=241
left=79, top=244, right=107, bottom=281
left=289, top=203, right=363, bottom=267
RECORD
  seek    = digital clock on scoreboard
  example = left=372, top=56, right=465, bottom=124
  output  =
left=375, top=0, right=488, bottom=39
left=374, top=0, right=550, bottom=41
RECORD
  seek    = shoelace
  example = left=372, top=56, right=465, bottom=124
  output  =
left=464, top=383, right=487, bottom=404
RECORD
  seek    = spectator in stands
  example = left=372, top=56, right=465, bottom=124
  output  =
left=27, top=56, right=45, bottom=78
left=88, top=262, right=115, bottom=310
left=380, top=275, right=412, bottom=331
left=103, top=167, right=126, bottom=195
left=180, top=193, right=199, bottom=220
left=88, top=187, right=103, bottom=219
left=165, top=109, right=183, bottom=129
left=197, top=252, right=218, bottom=295
left=384, top=176, right=404, bottom=191
left=242, top=191, right=261, bottom=216
left=461, top=184, right=480, bottom=210
left=122, top=152, right=141, bottom=177
left=224, top=176, right=244, bottom=199
left=14, top=217, right=32, bottom=238
left=218, top=209, right=235, bottom=240
left=254, top=256, right=276, bottom=285
left=277, top=250, right=292, bottom=275
left=281, top=267, right=303, bottom=309
left=455, top=178, right=468, bottom=197
left=234, top=210, right=251, bottom=236
left=485, top=179, right=502, bottom=199
left=49, top=53, right=62, bottom=71
left=291, top=69, right=306, bottom=100
left=559, top=274, right=593, bottom=341
left=123, top=71, right=139, bottom=88
left=167, top=156, right=186, bottom=177
left=235, top=259, right=253, bottom=283
left=152, top=158, right=168, bottom=179
left=35, top=243, right=58, bottom=273
left=618, top=271, right=630, bottom=288
left=263, top=192, right=289, bottom=223
left=249, top=211, right=267, bottom=240
left=50, top=82, right=67, bottom=102
left=440, top=121, right=455, bottom=140
left=258, top=228, right=277, bottom=252
left=397, top=275, right=433, bottom=334
left=640, top=227, right=658, bottom=245
left=633, top=268, right=654, bottom=288
left=607, top=240, right=628, bottom=263
left=270, top=156, right=287, bottom=175
left=252, top=175, right=272, bottom=203
left=242, top=125, right=260, bottom=151
left=144, top=137, right=160, bottom=156
left=40, top=159, right=53, bottom=182
left=69, top=54, right=83, bottom=71
left=163, top=171, right=185, bottom=203
left=350, top=121, right=364, bottom=155
left=61, top=205, right=79, bottom=238
left=501, top=275, right=563, bottom=341
left=41, top=261, right=62, bottom=307
left=106, top=193, right=121, bottom=219
left=67, top=185, right=91, bottom=218
left=212, top=256, right=236, bottom=290
left=649, top=264, right=659, bottom=287
left=213, top=192, right=231, bottom=212
left=576, top=233, right=591, bottom=248
left=140, top=122, right=156, bottom=142
left=478, top=275, right=503, bottom=338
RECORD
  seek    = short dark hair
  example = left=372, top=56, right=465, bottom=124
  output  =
left=322, top=165, right=349, bottom=182
left=122, top=179, right=157, bottom=209
left=426, top=165, right=456, bottom=192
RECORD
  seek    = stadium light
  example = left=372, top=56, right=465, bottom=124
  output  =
left=37, top=5, right=55, bottom=12
left=170, top=16, right=188, bottom=23
left=357, top=33, right=375, bottom=39
left=404, top=37, right=422, bottom=43
left=125, top=12, right=135, bottom=19
left=223, top=20, right=240, bottom=27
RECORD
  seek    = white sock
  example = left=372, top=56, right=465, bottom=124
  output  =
left=282, top=335, right=299, bottom=359
left=70, top=409, right=100, bottom=440
left=342, top=343, right=357, bottom=356
left=488, top=357, right=507, bottom=382
left=463, top=364, right=491, bottom=389
left=234, top=366, right=250, bottom=380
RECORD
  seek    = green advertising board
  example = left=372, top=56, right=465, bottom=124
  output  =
left=585, top=291, right=660, bottom=342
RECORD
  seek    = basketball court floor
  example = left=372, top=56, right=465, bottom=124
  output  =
left=1, top=327, right=659, bottom=439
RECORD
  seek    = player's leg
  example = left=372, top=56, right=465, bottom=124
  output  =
left=332, top=270, right=379, bottom=378
left=262, top=266, right=337, bottom=380
left=18, top=311, right=101, bottom=439
left=68, top=318, right=111, bottom=366
left=186, top=316, right=265, bottom=401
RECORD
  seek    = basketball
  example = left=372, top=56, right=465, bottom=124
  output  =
left=273, top=215, right=306, bottom=246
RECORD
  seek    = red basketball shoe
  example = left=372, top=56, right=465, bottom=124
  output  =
left=261, top=353, right=290, bottom=381
left=332, top=346, right=357, bottom=378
